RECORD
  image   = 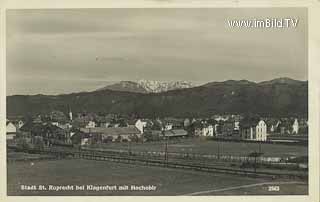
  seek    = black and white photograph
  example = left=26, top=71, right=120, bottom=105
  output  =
left=4, top=7, right=312, bottom=196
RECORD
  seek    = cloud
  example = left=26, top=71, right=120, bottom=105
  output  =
left=6, top=8, right=307, bottom=95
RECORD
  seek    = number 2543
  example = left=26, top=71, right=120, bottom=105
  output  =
left=268, top=186, right=280, bottom=191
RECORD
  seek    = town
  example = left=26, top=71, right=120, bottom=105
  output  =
left=6, top=110, right=308, bottom=148
left=6, top=109, right=309, bottom=195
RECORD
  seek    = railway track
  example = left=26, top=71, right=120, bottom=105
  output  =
left=33, top=148, right=307, bottom=180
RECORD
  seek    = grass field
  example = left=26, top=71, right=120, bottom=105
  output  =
left=91, top=138, right=308, bottom=158
left=7, top=159, right=307, bottom=196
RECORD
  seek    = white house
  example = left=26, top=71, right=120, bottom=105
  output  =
left=195, top=125, right=214, bottom=137
left=292, top=118, right=299, bottom=134
left=163, top=123, right=173, bottom=131
left=240, top=119, right=267, bottom=141
left=234, top=121, right=240, bottom=131
left=6, top=120, right=17, bottom=140
left=135, top=119, right=147, bottom=134
left=17, top=120, right=24, bottom=129
left=52, top=122, right=59, bottom=126
left=256, top=120, right=267, bottom=141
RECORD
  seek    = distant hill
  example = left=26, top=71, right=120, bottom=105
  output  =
left=96, top=80, right=194, bottom=94
left=96, top=81, right=148, bottom=94
left=258, top=77, right=306, bottom=85
left=7, top=78, right=308, bottom=118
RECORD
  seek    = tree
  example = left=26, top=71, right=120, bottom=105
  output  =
left=16, top=138, right=30, bottom=151
left=103, top=136, right=114, bottom=143
left=33, top=136, right=45, bottom=150
left=129, top=134, right=139, bottom=143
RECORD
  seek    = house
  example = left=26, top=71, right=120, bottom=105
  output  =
left=183, top=118, right=191, bottom=128
left=240, top=118, right=267, bottom=141
left=298, top=118, right=308, bottom=135
left=70, top=131, right=93, bottom=145
left=85, top=120, right=96, bottom=128
left=265, top=119, right=281, bottom=134
left=80, top=125, right=141, bottom=143
left=19, top=122, right=70, bottom=145
left=96, top=117, right=112, bottom=128
left=57, top=123, right=72, bottom=130
left=50, top=110, right=68, bottom=124
left=51, top=122, right=59, bottom=126
left=15, top=120, right=24, bottom=129
left=163, top=118, right=184, bottom=129
left=6, top=120, right=17, bottom=140
left=234, top=120, right=240, bottom=131
left=194, top=124, right=214, bottom=137
left=221, top=120, right=234, bottom=136
left=213, top=115, right=229, bottom=122
left=163, top=123, right=173, bottom=131
left=134, top=119, right=147, bottom=134
left=143, top=130, right=163, bottom=141
left=33, top=115, right=42, bottom=123
left=277, top=118, right=300, bottom=135
left=292, top=118, right=299, bottom=134
left=43, top=124, right=71, bottom=145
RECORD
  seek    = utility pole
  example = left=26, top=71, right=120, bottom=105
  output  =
left=165, top=137, right=168, bottom=166
left=259, top=141, right=262, bottom=154
left=254, top=151, right=257, bottom=173
left=217, top=142, right=220, bottom=160
left=128, top=140, right=132, bottom=156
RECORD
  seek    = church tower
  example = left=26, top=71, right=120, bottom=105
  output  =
left=69, top=108, right=73, bottom=121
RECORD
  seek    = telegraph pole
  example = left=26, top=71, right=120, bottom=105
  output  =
left=165, top=137, right=168, bottom=166
left=259, top=141, right=262, bottom=154
left=254, top=152, right=257, bottom=173
left=128, top=140, right=132, bottom=156
left=217, top=142, right=220, bottom=160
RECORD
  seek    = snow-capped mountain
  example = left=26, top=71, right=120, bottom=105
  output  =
left=96, top=80, right=194, bottom=93
left=137, top=80, right=194, bottom=93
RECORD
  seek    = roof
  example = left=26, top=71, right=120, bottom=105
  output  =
left=240, top=117, right=261, bottom=128
left=151, top=130, right=163, bottom=136
left=265, top=119, right=279, bottom=126
left=80, top=126, right=140, bottom=136
left=164, top=129, right=188, bottom=137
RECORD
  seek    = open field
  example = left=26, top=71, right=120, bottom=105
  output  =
left=7, top=159, right=307, bottom=196
left=7, top=152, right=56, bottom=162
left=90, top=138, right=308, bottom=158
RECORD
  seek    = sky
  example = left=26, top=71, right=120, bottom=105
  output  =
left=6, top=8, right=307, bottom=95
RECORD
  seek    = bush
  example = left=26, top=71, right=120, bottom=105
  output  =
left=129, top=134, right=140, bottom=143
left=103, top=136, right=114, bottom=143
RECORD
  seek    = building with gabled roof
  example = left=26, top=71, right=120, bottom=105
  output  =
left=240, top=118, right=267, bottom=141
left=80, top=125, right=141, bottom=142
left=6, top=120, right=17, bottom=140
left=277, top=118, right=300, bottom=135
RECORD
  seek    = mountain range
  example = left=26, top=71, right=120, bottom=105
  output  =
left=7, top=77, right=308, bottom=118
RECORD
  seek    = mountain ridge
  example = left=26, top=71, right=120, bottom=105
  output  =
left=7, top=77, right=308, bottom=118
